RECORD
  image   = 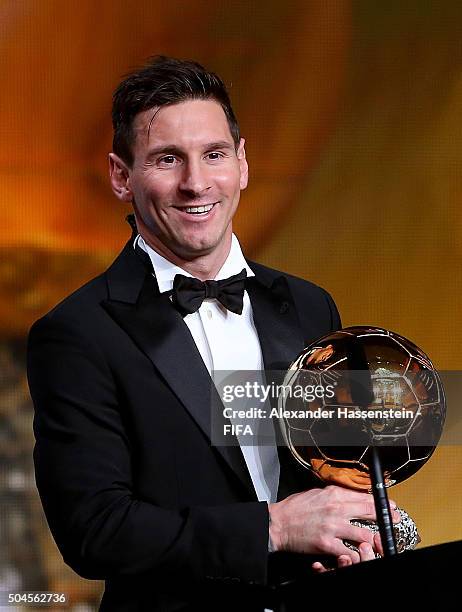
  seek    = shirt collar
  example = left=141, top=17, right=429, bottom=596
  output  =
left=135, top=234, right=254, bottom=294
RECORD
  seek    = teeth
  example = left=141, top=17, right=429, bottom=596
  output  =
left=184, top=203, right=214, bottom=214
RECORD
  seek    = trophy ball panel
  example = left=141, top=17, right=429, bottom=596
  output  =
left=279, top=326, right=446, bottom=487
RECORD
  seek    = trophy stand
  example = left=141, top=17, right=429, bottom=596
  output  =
left=348, top=337, right=398, bottom=557
left=368, top=445, right=397, bottom=556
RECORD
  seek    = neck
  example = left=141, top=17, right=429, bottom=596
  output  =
left=139, top=233, right=232, bottom=281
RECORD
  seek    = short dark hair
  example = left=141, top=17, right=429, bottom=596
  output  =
left=112, top=55, right=240, bottom=166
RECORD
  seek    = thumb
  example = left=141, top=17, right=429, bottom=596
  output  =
left=373, top=532, right=383, bottom=556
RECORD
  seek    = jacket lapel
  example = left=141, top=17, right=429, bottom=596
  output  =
left=102, top=241, right=256, bottom=497
left=245, top=265, right=305, bottom=372
left=246, top=263, right=308, bottom=499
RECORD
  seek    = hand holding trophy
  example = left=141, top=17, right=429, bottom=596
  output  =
left=278, top=326, right=446, bottom=557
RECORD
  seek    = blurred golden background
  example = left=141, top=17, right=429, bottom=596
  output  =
left=1, top=0, right=461, bottom=608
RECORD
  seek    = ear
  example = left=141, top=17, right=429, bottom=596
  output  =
left=237, top=138, right=248, bottom=190
left=109, top=153, right=133, bottom=202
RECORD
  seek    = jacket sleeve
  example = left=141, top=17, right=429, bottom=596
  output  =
left=27, top=313, right=269, bottom=584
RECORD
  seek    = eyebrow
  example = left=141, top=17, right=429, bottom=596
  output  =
left=145, top=141, right=235, bottom=159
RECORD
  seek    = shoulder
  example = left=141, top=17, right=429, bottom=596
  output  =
left=35, top=272, right=107, bottom=327
left=248, top=260, right=332, bottom=300
left=247, top=260, right=341, bottom=332
left=29, top=239, right=136, bottom=336
left=27, top=272, right=111, bottom=359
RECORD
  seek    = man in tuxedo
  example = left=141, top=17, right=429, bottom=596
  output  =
left=28, top=56, right=396, bottom=610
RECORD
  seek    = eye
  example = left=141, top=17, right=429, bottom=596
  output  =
left=206, top=151, right=224, bottom=161
left=158, top=155, right=179, bottom=166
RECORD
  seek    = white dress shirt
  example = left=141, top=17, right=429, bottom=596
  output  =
left=136, top=234, right=280, bottom=503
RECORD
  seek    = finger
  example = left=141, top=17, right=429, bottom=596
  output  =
left=337, top=555, right=352, bottom=568
left=340, top=501, right=400, bottom=524
left=339, top=500, right=377, bottom=521
left=312, top=561, right=328, bottom=573
left=386, top=499, right=401, bottom=522
left=339, top=524, right=375, bottom=546
left=373, top=532, right=383, bottom=556
left=327, top=540, right=361, bottom=564
left=312, top=554, right=353, bottom=573
left=358, top=542, right=376, bottom=562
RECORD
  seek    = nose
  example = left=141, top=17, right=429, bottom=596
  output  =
left=178, top=159, right=211, bottom=197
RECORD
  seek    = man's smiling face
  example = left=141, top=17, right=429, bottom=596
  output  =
left=121, top=99, right=248, bottom=262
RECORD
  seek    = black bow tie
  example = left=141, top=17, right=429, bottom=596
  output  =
left=172, top=269, right=247, bottom=316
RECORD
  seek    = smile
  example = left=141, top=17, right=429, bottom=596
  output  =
left=174, top=203, right=216, bottom=215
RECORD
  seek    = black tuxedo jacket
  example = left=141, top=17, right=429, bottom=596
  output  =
left=27, top=239, right=341, bottom=611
